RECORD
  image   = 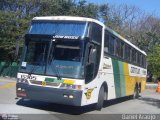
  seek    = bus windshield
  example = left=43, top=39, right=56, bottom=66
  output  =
left=19, top=20, right=89, bottom=79
left=19, top=38, right=85, bottom=79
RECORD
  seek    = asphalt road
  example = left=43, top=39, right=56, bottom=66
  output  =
left=0, top=77, right=160, bottom=120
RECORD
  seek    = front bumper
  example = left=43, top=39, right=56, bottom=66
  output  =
left=16, top=83, right=82, bottom=106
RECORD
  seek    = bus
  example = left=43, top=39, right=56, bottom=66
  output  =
left=16, top=16, right=147, bottom=110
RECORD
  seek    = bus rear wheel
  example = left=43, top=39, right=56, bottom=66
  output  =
left=96, top=86, right=105, bottom=110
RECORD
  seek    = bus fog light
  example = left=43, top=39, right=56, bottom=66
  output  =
left=63, top=94, right=68, bottom=98
left=17, top=88, right=21, bottom=91
left=69, top=95, right=74, bottom=99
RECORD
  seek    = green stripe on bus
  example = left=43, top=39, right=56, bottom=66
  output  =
left=112, top=59, right=127, bottom=97
left=45, top=78, right=64, bottom=83
left=118, top=61, right=126, bottom=96
left=112, top=59, right=121, bottom=98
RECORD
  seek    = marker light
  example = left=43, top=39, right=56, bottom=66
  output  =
left=60, top=84, right=81, bottom=90
left=69, top=95, right=74, bottom=99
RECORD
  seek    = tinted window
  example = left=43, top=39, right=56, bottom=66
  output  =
left=109, top=36, right=115, bottom=55
left=135, top=51, right=138, bottom=64
left=141, top=55, right=146, bottom=68
left=86, top=23, right=102, bottom=83
left=120, top=42, right=125, bottom=58
left=29, top=21, right=87, bottom=36
left=54, top=45, right=81, bottom=62
left=104, top=31, right=109, bottom=53
left=25, top=40, right=49, bottom=65
left=137, top=53, right=141, bottom=65
left=91, top=23, right=102, bottom=44
left=115, top=39, right=121, bottom=57
left=132, top=49, right=136, bottom=63
left=129, top=48, right=132, bottom=62
left=144, top=56, right=146, bottom=68
left=125, top=45, right=130, bottom=61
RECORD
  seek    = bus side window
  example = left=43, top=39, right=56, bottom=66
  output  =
left=142, top=55, right=146, bottom=68
left=85, top=45, right=96, bottom=82
left=109, top=36, right=115, bottom=55
left=137, top=53, right=141, bottom=66
left=104, top=32, right=109, bottom=53
left=144, top=56, right=146, bottom=68
left=125, top=45, right=129, bottom=61
left=140, top=54, right=142, bottom=67
left=132, top=49, right=134, bottom=63
left=135, top=51, right=138, bottom=64
left=115, top=39, right=121, bottom=57
left=91, top=23, right=102, bottom=44
left=88, top=46, right=97, bottom=64
left=85, top=23, right=102, bottom=83
left=120, top=42, right=125, bottom=59
left=130, top=48, right=132, bottom=62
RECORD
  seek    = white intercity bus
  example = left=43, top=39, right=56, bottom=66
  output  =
left=16, top=16, right=147, bottom=110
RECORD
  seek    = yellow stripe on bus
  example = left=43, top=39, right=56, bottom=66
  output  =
left=124, top=63, right=133, bottom=96
left=63, top=79, right=75, bottom=84
left=123, top=63, right=146, bottom=95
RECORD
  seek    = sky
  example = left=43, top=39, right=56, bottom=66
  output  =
left=87, top=0, right=160, bottom=17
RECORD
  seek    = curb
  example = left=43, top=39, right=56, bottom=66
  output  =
left=0, top=76, right=17, bottom=81
left=146, top=83, right=157, bottom=89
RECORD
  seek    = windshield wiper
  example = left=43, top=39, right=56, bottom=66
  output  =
left=47, top=40, right=62, bottom=80
left=49, top=59, right=62, bottom=80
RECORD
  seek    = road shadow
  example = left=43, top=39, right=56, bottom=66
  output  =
left=16, top=99, right=95, bottom=115
left=16, top=96, right=133, bottom=115
left=138, top=97, right=160, bottom=108
left=103, top=95, right=133, bottom=108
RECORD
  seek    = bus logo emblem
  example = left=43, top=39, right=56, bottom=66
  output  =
left=42, top=81, right=46, bottom=86
left=85, top=89, right=94, bottom=99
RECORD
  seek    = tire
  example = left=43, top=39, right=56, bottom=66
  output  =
left=133, top=85, right=139, bottom=99
left=96, top=86, right=105, bottom=110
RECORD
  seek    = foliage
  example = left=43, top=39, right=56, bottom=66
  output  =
left=0, top=11, right=29, bottom=61
left=147, top=45, right=160, bottom=78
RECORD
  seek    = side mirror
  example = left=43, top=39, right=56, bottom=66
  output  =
left=85, top=63, right=94, bottom=83
left=88, top=48, right=96, bottom=63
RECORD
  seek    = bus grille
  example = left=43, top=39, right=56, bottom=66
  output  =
left=30, top=80, right=60, bottom=87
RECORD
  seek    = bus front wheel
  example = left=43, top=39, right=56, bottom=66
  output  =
left=96, top=86, right=105, bottom=110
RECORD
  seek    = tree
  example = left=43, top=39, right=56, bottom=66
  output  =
left=147, top=45, right=160, bottom=78
left=0, top=0, right=39, bottom=61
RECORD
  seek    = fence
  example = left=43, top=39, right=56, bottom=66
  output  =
left=0, top=61, right=19, bottom=78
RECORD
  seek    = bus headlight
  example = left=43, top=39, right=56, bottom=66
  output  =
left=17, top=78, right=28, bottom=84
left=60, top=83, right=81, bottom=90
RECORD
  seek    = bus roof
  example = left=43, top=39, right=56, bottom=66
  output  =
left=32, top=16, right=146, bottom=56
left=105, top=26, right=147, bottom=56
left=32, top=16, right=105, bottom=27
